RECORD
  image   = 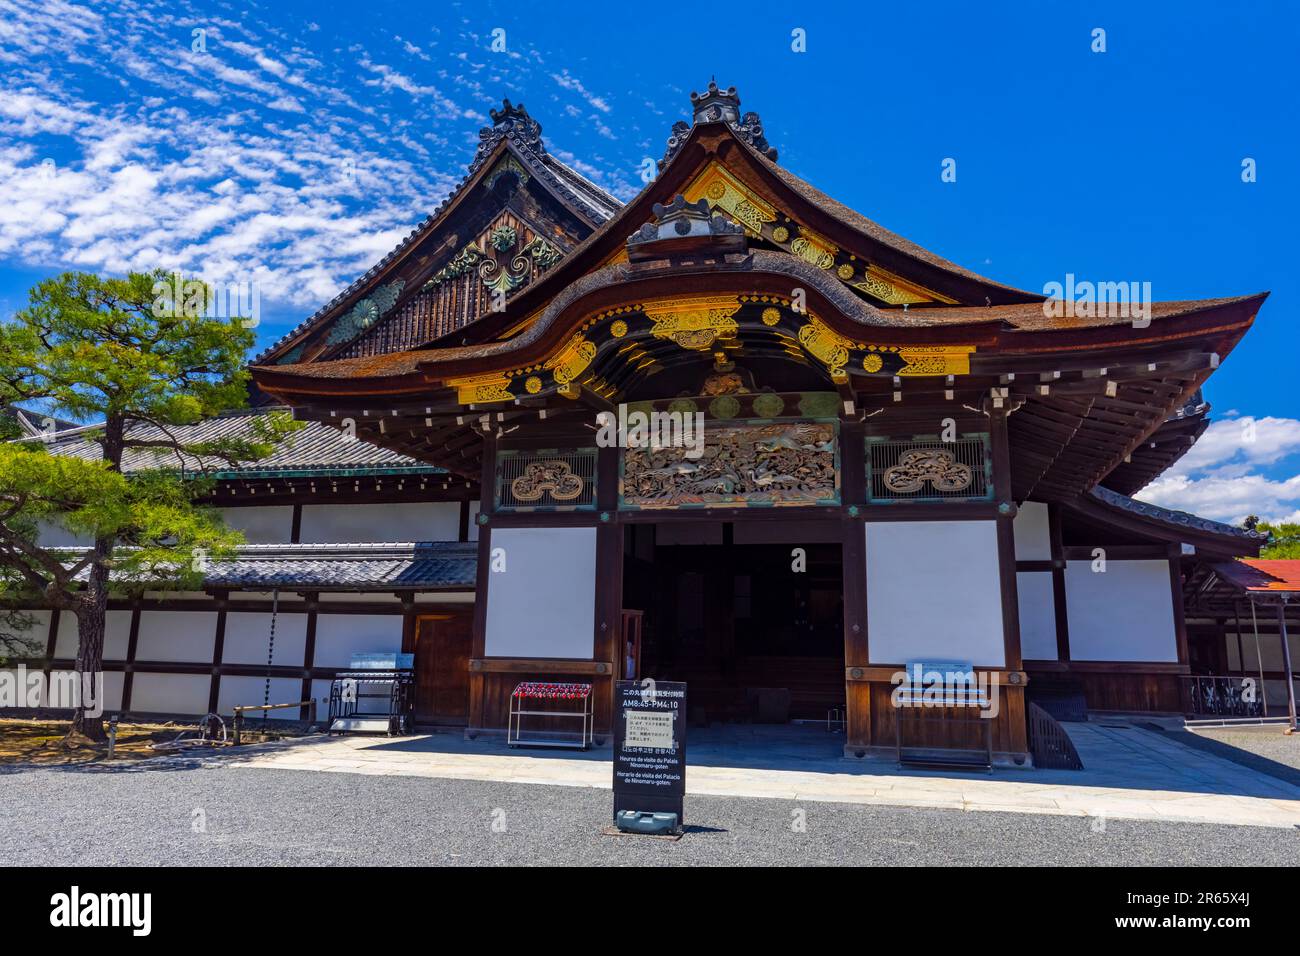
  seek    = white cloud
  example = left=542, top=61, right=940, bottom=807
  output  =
left=551, top=70, right=611, bottom=113
left=0, top=0, right=658, bottom=348
left=1137, top=416, right=1300, bottom=525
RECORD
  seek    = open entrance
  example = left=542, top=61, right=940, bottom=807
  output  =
left=622, top=520, right=845, bottom=726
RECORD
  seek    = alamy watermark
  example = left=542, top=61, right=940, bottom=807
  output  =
left=0, top=665, right=104, bottom=717
left=595, top=404, right=705, bottom=459
left=1041, top=273, right=1152, bottom=327
left=151, top=271, right=261, bottom=328
left=890, top=661, right=1001, bottom=719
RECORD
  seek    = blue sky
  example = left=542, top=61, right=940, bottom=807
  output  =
left=0, top=0, right=1297, bottom=523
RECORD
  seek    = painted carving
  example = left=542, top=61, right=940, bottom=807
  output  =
left=882, top=449, right=973, bottom=494
left=622, top=422, right=837, bottom=508
left=797, top=316, right=856, bottom=376
left=682, top=162, right=776, bottom=236
left=510, top=460, right=585, bottom=502
left=547, top=334, right=597, bottom=385
left=326, top=280, right=405, bottom=346
left=425, top=230, right=562, bottom=297
left=643, top=295, right=741, bottom=351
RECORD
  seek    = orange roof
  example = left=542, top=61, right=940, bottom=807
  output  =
left=1214, top=559, right=1300, bottom=593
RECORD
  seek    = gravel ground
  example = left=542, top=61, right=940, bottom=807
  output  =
left=1190, top=725, right=1300, bottom=771
left=1, top=760, right=1297, bottom=866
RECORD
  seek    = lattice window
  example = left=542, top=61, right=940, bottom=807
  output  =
left=496, top=448, right=598, bottom=511
left=866, top=435, right=992, bottom=502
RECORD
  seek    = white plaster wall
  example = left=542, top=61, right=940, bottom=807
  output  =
left=220, top=506, right=294, bottom=544
left=99, top=671, right=125, bottom=712
left=35, top=520, right=91, bottom=548
left=312, top=613, right=403, bottom=667
left=865, top=520, right=1006, bottom=667
left=221, top=611, right=308, bottom=666
left=1064, top=559, right=1178, bottom=662
left=217, top=676, right=303, bottom=719
left=309, top=678, right=335, bottom=717
left=485, top=527, right=596, bottom=659
left=1016, top=571, right=1058, bottom=660
left=4, top=609, right=50, bottom=657
left=54, top=610, right=132, bottom=660
left=1013, top=502, right=1052, bottom=561
left=130, top=673, right=210, bottom=715
left=299, top=501, right=460, bottom=543
left=468, top=500, right=480, bottom=541
left=134, top=610, right=217, bottom=663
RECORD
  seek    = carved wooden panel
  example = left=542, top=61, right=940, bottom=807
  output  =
left=620, top=421, right=839, bottom=509
left=867, top=436, right=991, bottom=502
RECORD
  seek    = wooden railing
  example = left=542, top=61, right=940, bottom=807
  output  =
left=1026, top=702, right=1084, bottom=770
left=1182, top=676, right=1264, bottom=719
left=232, top=700, right=317, bottom=744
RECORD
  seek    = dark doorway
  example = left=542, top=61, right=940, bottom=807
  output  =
left=414, top=613, right=472, bottom=726
left=623, top=521, right=845, bottom=724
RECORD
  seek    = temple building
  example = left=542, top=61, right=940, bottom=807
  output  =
left=16, top=82, right=1291, bottom=762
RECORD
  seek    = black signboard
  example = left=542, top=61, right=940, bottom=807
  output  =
left=612, top=680, right=686, bottom=823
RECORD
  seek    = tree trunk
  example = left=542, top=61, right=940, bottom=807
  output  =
left=69, top=411, right=124, bottom=744
left=70, top=566, right=109, bottom=742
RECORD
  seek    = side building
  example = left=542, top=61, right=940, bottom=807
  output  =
left=10, top=410, right=477, bottom=723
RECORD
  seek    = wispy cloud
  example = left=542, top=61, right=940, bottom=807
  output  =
left=1137, top=416, right=1300, bottom=525
left=0, top=0, right=665, bottom=342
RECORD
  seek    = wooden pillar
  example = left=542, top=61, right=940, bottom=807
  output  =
left=300, top=595, right=319, bottom=720
left=120, top=606, right=142, bottom=713
left=467, top=429, right=496, bottom=736
left=1168, top=545, right=1189, bottom=665
left=591, top=442, right=623, bottom=737
left=989, top=405, right=1027, bottom=758
left=839, top=417, right=870, bottom=753
left=42, top=607, right=60, bottom=684
left=989, top=408, right=1022, bottom=672
left=1047, top=504, right=1071, bottom=662
left=1279, top=601, right=1297, bottom=732
left=208, top=603, right=227, bottom=714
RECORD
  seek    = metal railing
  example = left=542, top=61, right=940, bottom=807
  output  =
left=1182, top=676, right=1264, bottom=719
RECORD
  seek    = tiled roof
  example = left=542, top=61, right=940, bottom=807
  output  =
left=1092, top=485, right=1266, bottom=541
left=26, top=409, right=443, bottom=478
left=1211, top=559, right=1300, bottom=594
left=58, top=541, right=477, bottom=591
left=204, top=541, right=477, bottom=590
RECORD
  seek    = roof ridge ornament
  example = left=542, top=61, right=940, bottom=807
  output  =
left=659, top=80, right=778, bottom=171
left=474, top=98, right=546, bottom=166
left=627, top=194, right=745, bottom=260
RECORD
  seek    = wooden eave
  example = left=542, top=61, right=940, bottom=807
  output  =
left=1061, top=491, right=1263, bottom=559
left=253, top=281, right=1261, bottom=403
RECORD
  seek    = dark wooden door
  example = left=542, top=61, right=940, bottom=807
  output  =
left=414, top=614, right=472, bottom=725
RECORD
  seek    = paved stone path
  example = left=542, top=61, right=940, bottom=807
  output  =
left=227, top=720, right=1300, bottom=829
